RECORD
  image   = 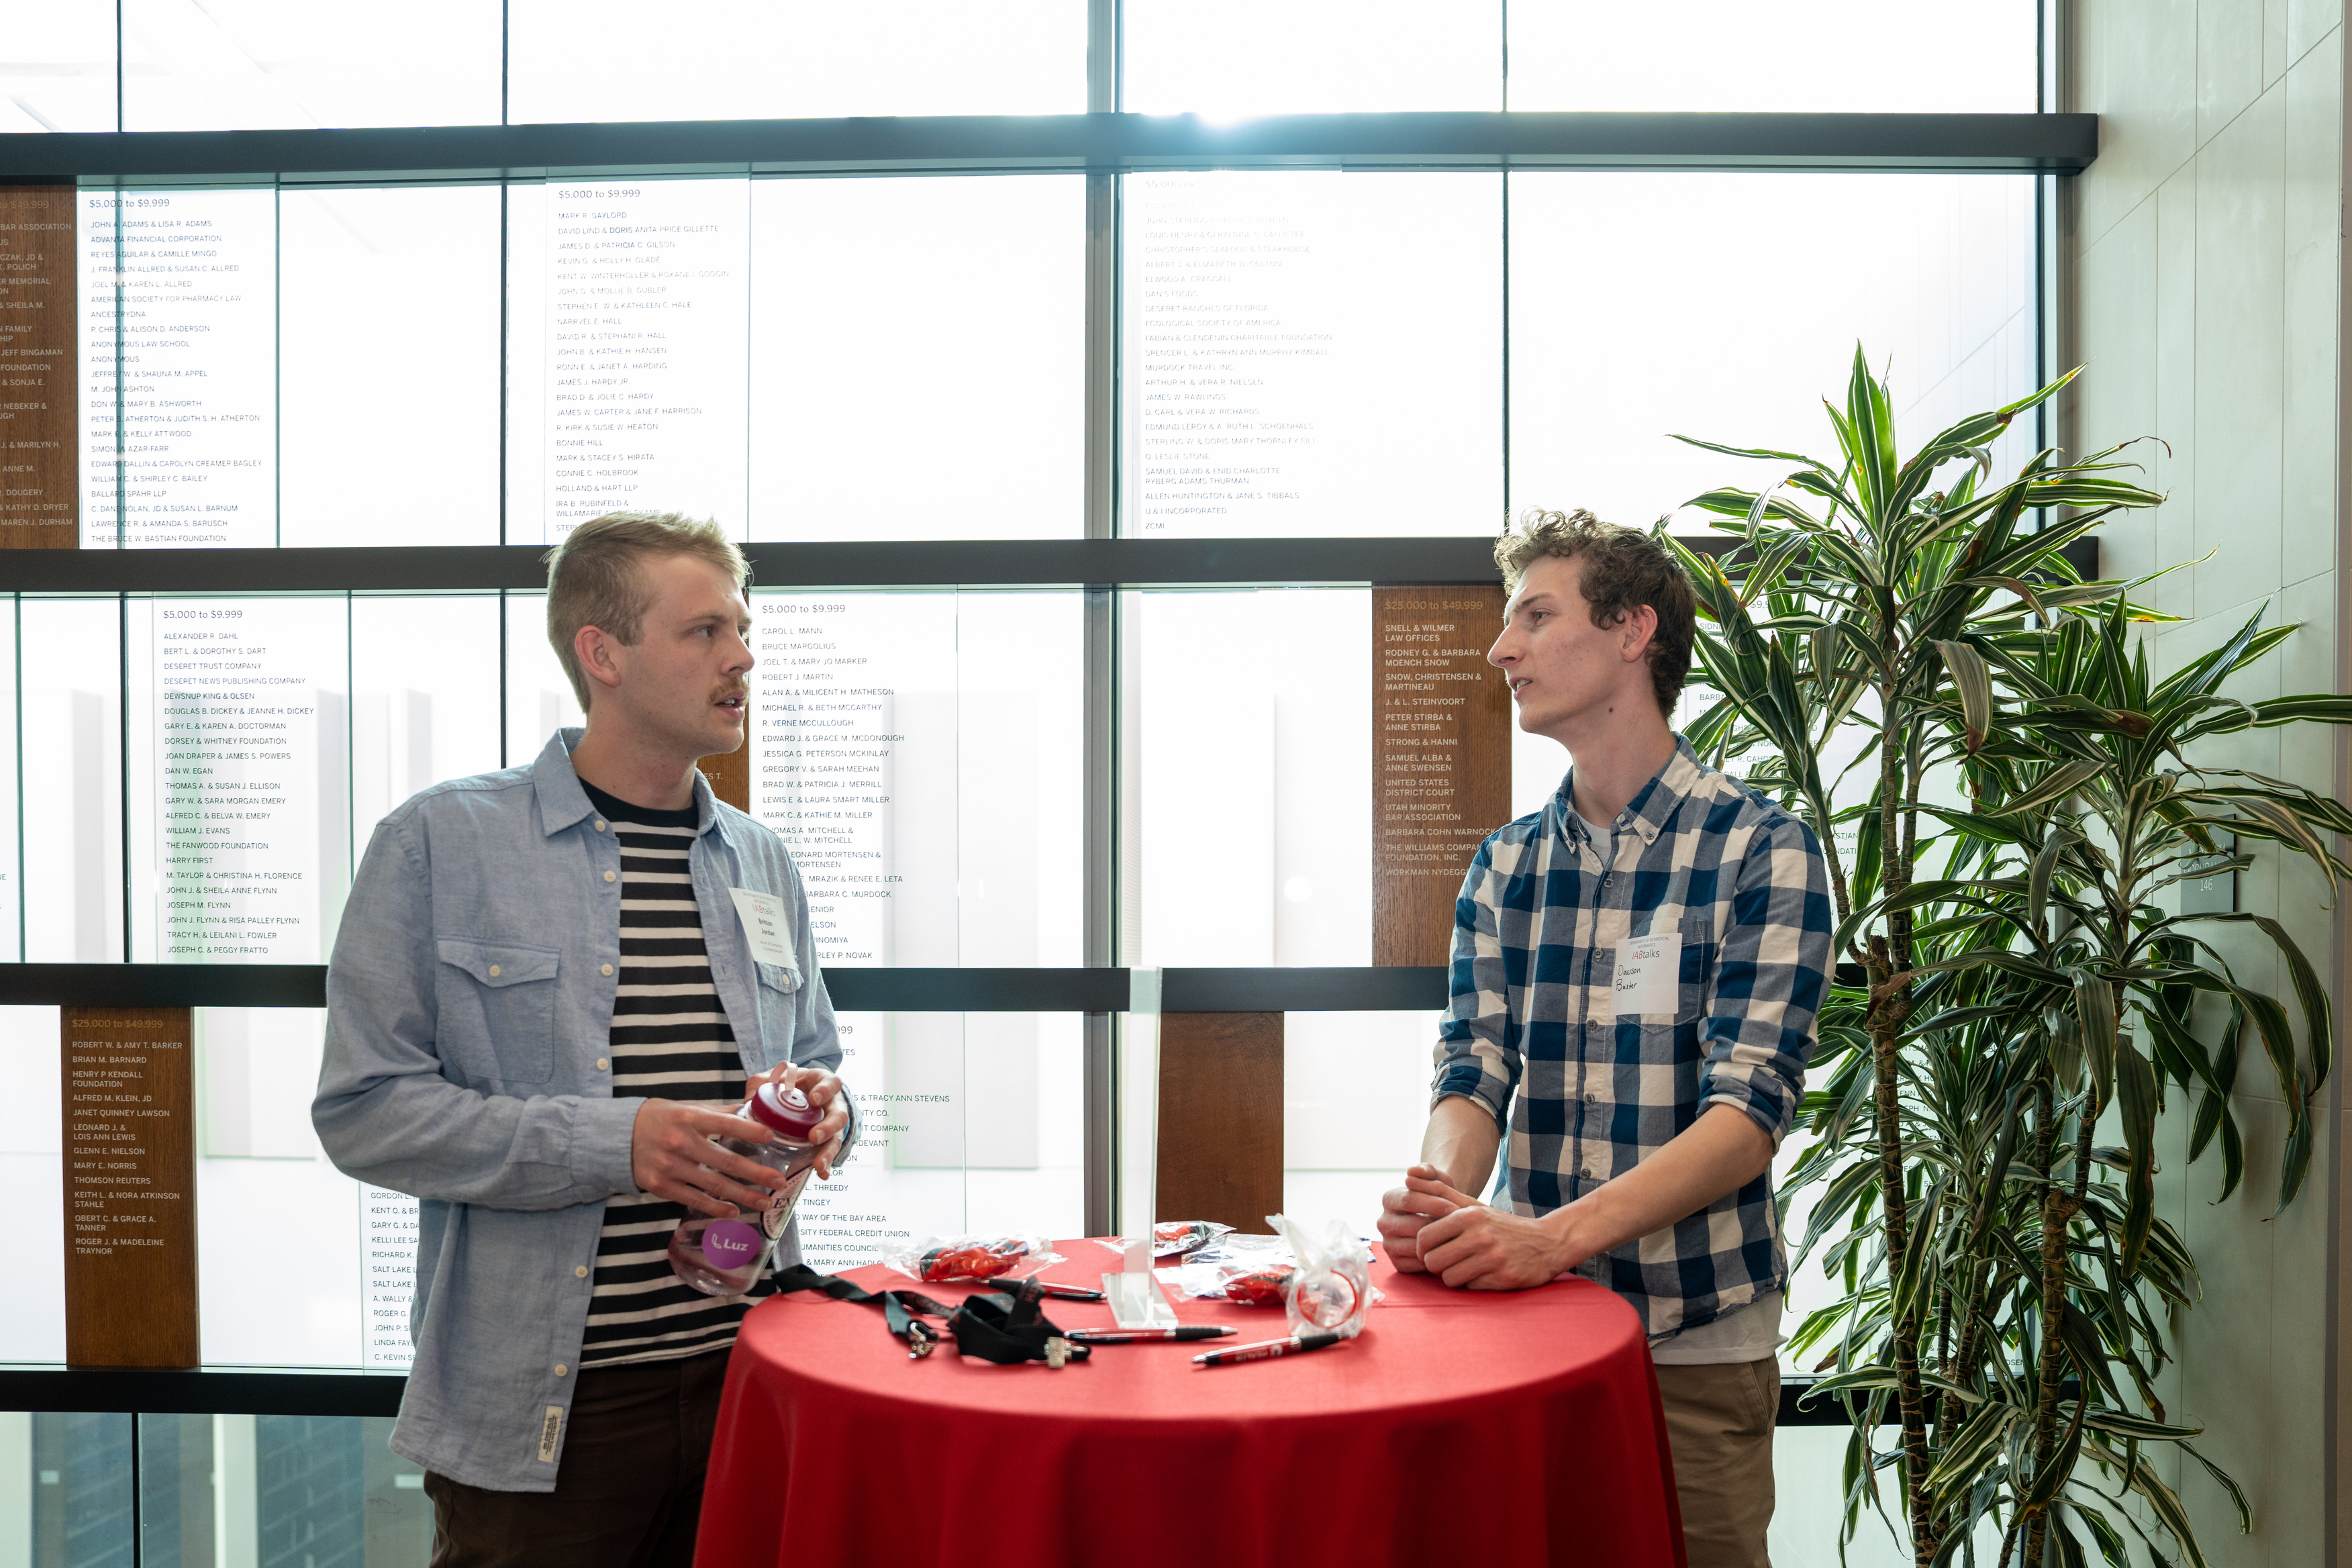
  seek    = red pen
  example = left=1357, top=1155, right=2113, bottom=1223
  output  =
left=1068, top=1326, right=1234, bottom=1344
left=1193, top=1330, right=1346, bottom=1367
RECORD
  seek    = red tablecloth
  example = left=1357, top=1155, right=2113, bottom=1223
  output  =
left=696, top=1241, right=1685, bottom=1568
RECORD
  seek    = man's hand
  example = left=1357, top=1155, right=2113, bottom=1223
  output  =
left=746, top=1062, right=850, bottom=1179
left=1412, top=1171, right=1577, bottom=1291
left=630, top=1099, right=787, bottom=1219
left=1377, top=1163, right=1467, bottom=1273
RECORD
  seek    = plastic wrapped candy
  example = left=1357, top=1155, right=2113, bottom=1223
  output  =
left=889, top=1233, right=1062, bottom=1284
left=1218, top=1265, right=1297, bottom=1308
left=1152, top=1220, right=1233, bottom=1257
left=1091, top=1220, right=1236, bottom=1261
left=1269, top=1213, right=1377, bottom=1338
left=1159, top=1234, right=1300, bottom=1305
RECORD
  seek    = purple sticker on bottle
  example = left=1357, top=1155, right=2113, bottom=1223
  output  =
left=701, top=1220, right=762, bottom=1271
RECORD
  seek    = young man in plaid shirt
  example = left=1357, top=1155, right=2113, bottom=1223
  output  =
left=1377, top=509, right=1831, bottom=1568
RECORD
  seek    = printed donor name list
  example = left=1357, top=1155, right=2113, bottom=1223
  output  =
left=81, top=189, right=275, bottom=548
left=546, top=181, right=746, bottom=538
left=148, top=598, right=344, bottom=963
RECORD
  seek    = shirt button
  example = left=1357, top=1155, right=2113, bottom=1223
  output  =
left=595, top=820, right=607, bottom=832
left=1585, top=1092, right=1598, bottom=1104
left=604, top=870, right=617, bottom=883
left=575, top=1265, right=589, bottom=1278
left=1580, top=1167, right=1594, bottom=1179
left=595, top=1058, right=609, bottom=1071
left=554, top=1364, right=568, bottom=1377
left=487, top=965, right=501, bottom=978
left=601, top=963, right=614, bottom=976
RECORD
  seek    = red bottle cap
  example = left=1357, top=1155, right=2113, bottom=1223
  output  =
left=747, top=1081, right=823, bottom=1140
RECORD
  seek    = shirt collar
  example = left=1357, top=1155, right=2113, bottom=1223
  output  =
left=530, top=727, right=718, bottom=838
left=1554, top=735, right=1704, bottom=852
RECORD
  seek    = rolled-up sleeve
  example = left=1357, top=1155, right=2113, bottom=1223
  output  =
left=1696, top=815, right=1830, bottom=1146
left=1431, top=839, right=1520, bottom=1126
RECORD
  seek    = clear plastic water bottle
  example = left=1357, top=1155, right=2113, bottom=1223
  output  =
left=667, top=1081, right=826, bottom=1297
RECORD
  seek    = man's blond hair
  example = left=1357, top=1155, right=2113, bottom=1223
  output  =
left=543, top=511, right=749, bottom=709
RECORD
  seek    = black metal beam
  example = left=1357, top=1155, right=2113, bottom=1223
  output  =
left=0, top=963, right=1453, bottom=1012
left=824, top=967, right=1129, bottom=1012
left=0, top=1369, right=405, bottom=1418
left=0, top=532, right=2102, bottom=595
left=0, top=113, right=2096, bottom=185
left=0, top=538, right=1505, bottom=593
left=1161, top=966, right=1447, bottom=1012
left=0, top=1363, right=1867, bottom=1424
left=0, top=963, right=330, bottom=1008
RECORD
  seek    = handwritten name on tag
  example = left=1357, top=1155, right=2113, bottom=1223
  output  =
left=1611, top=932, right=1681, bottom=1018
left=728, top=887, right=796, bottom=971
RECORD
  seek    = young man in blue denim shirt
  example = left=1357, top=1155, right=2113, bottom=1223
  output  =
left=1377, top=511, right=1830, bottom=1568
left=315, top=513, right=853, bottom=1566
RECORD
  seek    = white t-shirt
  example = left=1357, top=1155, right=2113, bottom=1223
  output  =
left=1574, top=803, right=1783, bottom=1367
left=1651, top=1291, right=1784, bottom=1365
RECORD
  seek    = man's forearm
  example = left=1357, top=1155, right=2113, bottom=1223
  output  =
left=1422, top=1095, right=1502, bottom=1198
left=1547, top=1104, right=1774, bottom=1262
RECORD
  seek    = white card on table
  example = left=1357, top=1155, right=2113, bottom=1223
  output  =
left=1611, top=932, right=1681, bottom=1018
left=728, top=887, right=796, bottom=969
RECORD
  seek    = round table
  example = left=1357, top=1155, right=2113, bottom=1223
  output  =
left=695, top=1240, right=1686, bottom=1568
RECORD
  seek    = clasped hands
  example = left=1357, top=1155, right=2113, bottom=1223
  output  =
left=628, top=1063, right=848, bottom=1220
left=1377, top=1165, right=1581, bottom=1291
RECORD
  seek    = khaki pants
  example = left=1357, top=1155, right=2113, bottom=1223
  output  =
left=1654, top=1358, right=1779, bottom=1568
left=424, top=1348, right=730, bottom=1568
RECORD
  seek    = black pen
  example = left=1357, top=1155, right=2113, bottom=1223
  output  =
left=993, top=1277, right=1106, bottom=1304
left=1193, top=1331, right=1346, bottom=1367
left=1024, top=1280, right=1106, bottom=1303
left=1067, top=1326, right=1235, bottom=1344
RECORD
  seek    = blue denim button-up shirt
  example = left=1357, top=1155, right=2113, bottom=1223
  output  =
left=313, top=729, right=854, bottom=1492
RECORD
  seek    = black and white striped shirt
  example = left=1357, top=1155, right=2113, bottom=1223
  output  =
left=577, top=781, right=771, bottom=1369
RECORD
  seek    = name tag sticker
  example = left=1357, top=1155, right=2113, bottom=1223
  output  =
left=1612, top=932, right=1681, bottom=1018
left=728, top=887, right=795, bottom=970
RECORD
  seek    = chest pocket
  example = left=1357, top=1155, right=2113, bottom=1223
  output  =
left=1668, top=912, right=1720, bottom=1025
left=1612, top=912, right=1719, bottom=1070
left=435, top=937, right=559, bottom=1085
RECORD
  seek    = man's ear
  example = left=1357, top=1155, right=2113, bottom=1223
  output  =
left=574, top=625, right=627, bottom=694
left=1620, top=604, right=1659, bottom=665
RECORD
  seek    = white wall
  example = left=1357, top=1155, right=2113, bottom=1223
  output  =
left=2070, top=3, right=2344, bottom=1561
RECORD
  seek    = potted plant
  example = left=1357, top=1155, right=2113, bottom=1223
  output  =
left=1669, top=348, right=2352, bottom=1567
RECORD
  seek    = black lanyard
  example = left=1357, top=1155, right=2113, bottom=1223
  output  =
left=769, top=1265, right=1090, bottom=1367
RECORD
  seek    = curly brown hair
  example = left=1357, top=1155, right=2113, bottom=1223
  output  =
left=1493, top=508, right=1695, bottom=716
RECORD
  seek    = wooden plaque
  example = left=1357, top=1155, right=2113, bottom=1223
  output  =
left=62, top=1007, right=201, bottom=1368
left=699, top=733, right=751, bottom=814
left=0, top=185, right=78, bottom=550
left=1372, top=585, right=1512, bottom=967
left=1156, top=1012, right=1284, bottom=1235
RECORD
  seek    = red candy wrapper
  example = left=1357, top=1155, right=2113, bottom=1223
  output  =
left=1218, top=1265, right=1296, bottom=1307
left=1153, top=1220, right=1234, bottom=1258
left=887, top=1232, right=1063, bottom=1284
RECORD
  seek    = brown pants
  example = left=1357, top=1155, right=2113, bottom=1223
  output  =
left=424, top=1349, right=731, bottom=1568
left=1655, top=1359, right=1779, bottom=1568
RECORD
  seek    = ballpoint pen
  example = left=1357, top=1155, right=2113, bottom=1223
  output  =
left=1193, top=1331, right=1346, bottom=1367
left=1067, top=1326, right=1236, bottom=1344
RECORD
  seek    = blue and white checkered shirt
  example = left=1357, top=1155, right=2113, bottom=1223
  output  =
left=1432, top=736, right=1830, bottom=1341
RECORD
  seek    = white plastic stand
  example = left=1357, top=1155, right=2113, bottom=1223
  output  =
left=1103, top=1233, right=1179, bottom=1329
left=1101, top=969, right=1179, bottom=1329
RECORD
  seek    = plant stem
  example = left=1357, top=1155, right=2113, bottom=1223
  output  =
left=1867, top=689, right=1936, bottom=1565
left=2026, top=1072, right=2072, bottom=1568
